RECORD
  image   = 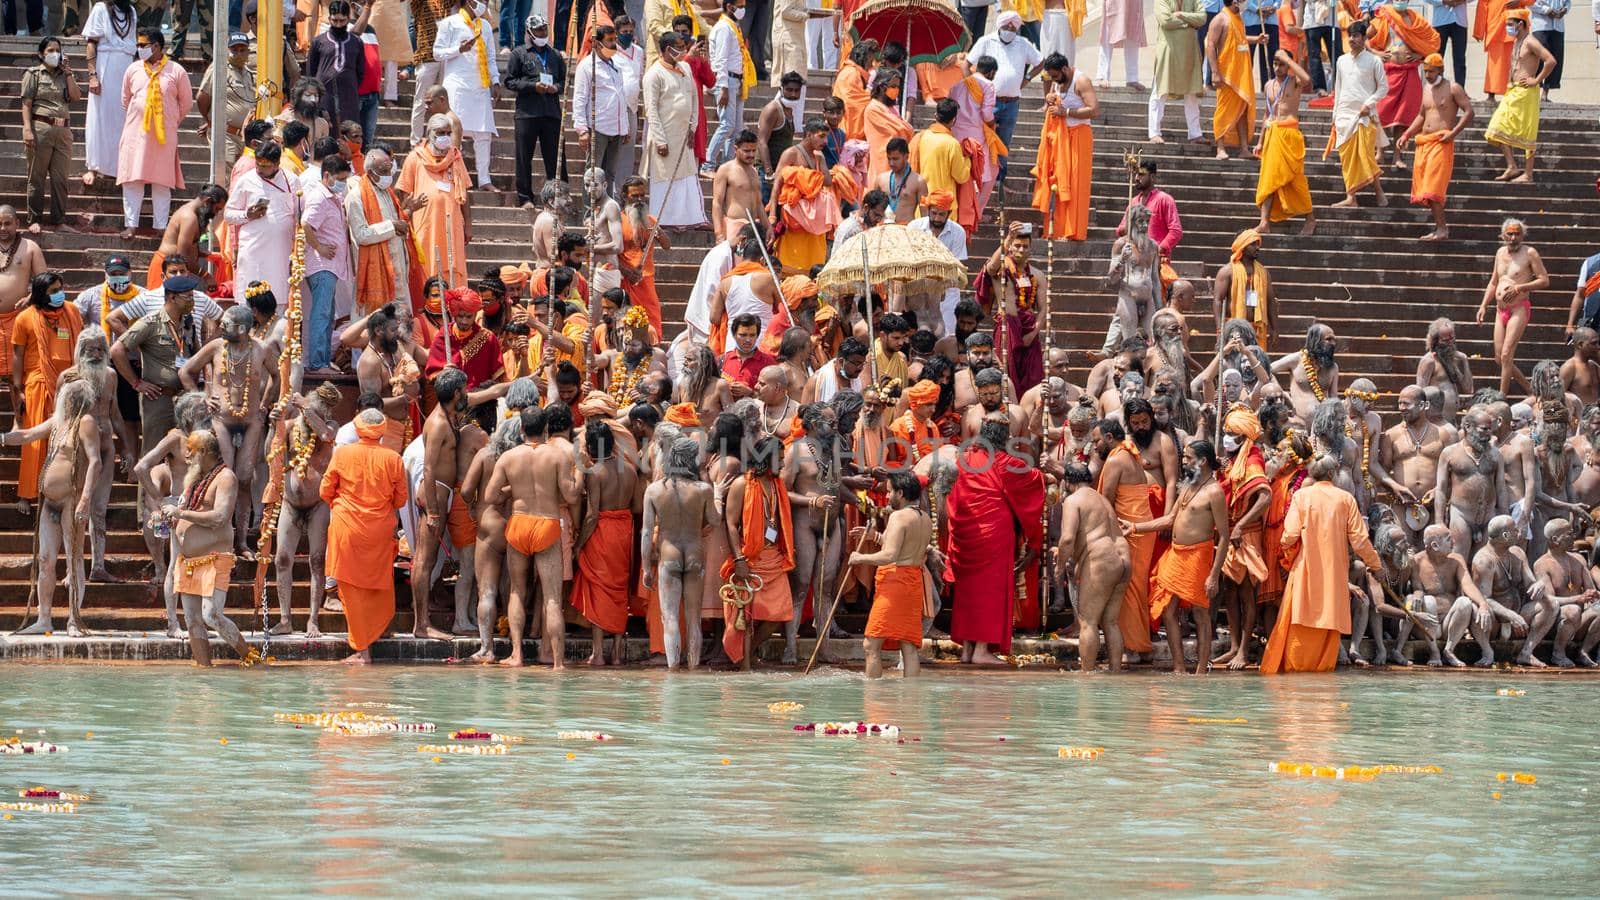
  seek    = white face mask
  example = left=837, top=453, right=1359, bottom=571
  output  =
left=136, top=45, right=153, bottom=60
left=1425, top=74, right=1441, bottom=85
left=1222, top=434, right=1241, bottom=453
left=1505, top=24, right=1518, bottom=36
left=375, top=171, right=394, bottom=189
left=733, top=7, right=745, bottom=19
left=998, top=29, right=1017, bottom=43
left=473, top=1, right=487, bottom=15
left=43, top=51, right=60, bottom=67
left=432, top=133, right=453, bottom=151
left=330, top=179, right=348, bottom=197
left=532, top=36, right=549, bottom=46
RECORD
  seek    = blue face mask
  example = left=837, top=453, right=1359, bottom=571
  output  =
left=48, top=290, right=65, bottom=308
left=616, top=32, right=634, bottom=49
left=107, top=275, right=131, bottom=291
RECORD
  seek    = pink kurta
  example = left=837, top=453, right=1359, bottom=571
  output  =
left=1100, top=0, right=1147, bottom=48
left=117, top=59, right=193, bottom=188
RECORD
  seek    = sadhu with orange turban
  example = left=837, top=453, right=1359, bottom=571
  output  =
left=1219, top=230, right=1272, bottom=345
left=1406, top=52, right=1460, bottom=233
left=924, top=189, right=955, bottom=212
left=887, top=379, right=943, bottom=468
left=1210, top=403, right=1272, bottom=668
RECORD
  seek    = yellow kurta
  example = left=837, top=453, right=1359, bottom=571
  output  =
left=910, top=124, right=972, bottom=199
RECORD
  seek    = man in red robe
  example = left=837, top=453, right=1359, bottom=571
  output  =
left=425, top=287, right=504, bottom=394
left=946, top=417, right=1045, bottom=664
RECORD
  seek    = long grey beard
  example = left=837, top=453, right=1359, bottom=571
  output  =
left=77, top=359, right=110, bottom=405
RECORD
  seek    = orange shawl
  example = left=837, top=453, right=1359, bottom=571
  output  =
left=357, top=176, right=400, bottom=315
left=832, top=62, right=872, bottom=140
left=1371, top=6, right=1441, bottom=55
left=719, top=471, right=796, bottom=579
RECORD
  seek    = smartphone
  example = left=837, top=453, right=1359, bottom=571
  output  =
left=1018, top=223, right=1033, bottom=237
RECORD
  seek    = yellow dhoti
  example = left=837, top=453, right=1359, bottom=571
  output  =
left=1336, top=120, right=1381, bottom=193
left=1255, top=119, right=1312, bottom=221
left=1484, top=83, right=1539, bottom=153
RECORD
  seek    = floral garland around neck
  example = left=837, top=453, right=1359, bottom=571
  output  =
left=1300, top=350, right=1325, bottom=402
left=217, top=344, right=253, bottom=418
left=609, top=355, right=649, bottom=406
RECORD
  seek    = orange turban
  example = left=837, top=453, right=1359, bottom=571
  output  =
left=905, top=379, right=940, bottom=406
left=1422, top=52, right=1443, bottom=68
left=578, top=391, right=618, bottom=421
left=499, top=263, right=533, bottom=285
left=925, top=189, right=954, bottom=211
left=354, top=417, right=386, bottom=443
left=780, top=275, right=819, bottom=311
left=445, top=288, right=483, bottom=316
left=1505, top=8, right=1529, bottom=22
left=1230, top=229, right=1261, bottom=263
left=1222, top=404, right=1261, bottom=441
left=666, top=402, right=701, bottom=427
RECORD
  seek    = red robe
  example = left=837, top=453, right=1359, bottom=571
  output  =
left=945, top=445, right=1045, bottom=653
left=425, top=323, right=503, bottom=390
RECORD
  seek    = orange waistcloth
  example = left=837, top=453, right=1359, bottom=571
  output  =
left=1150, top=540, right=1216, bottom=623
left=321, top=430, right=407, bottom=591
left=570, top=508, right=633, bottom=635
left=1212, top=9, right=1256, bottom=147
left=145, top=251, right=168, bottom=289
left=1223, top=521, right=1269, bottom=584
left=1259, top=481, right=1381, bottom=674
left=775, top=166, right=843, bottom=238
left=1255, top=118, right=1312, bottom=222
left=621, top=215, right=664, bottom=336
left=1410, top=130, right=1454, bottom=206
left=505, top=512, right=561, bottom=556
left=832, top=62, right=871, bottom=140
left=1260, top=464, right=1300, bottom=603
left=340, top=581, right=395, bottom=652
left=381, top=413, right=410, bottom=455
left=0, top=309, right=16, bottom=376
left=14, top=304, right=82, bottom=500
left=1031, top=114, right=1092, bottom=241
left=446, top=489, right=474, bottom=549
left=864, top=101, right=914, bottom=187
left=1474, top=0, right=1528, bottom=95
left=720, top=542, right=795, bottom=663
left=173, top=551, right=235, bottom=598
left=867, top=562, right=926, bottom=647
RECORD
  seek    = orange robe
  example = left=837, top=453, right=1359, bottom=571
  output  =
left=570, top=508, right=633, bottom=635
left=831, top=62, right=872, bottom=140
left=1260, top=462, right=1304, bottom=604
left=1259, top=480, right=1383, bottom=674
left=719, top=472, right=796, bottom=663
left=1211, top=8, right=1255, bottom=148
left=396, top=143, right=470, bottom=289
left=321, top=420, right=408, bottom=651
left=1474, top=0, right=1529, bottom=96
left=773, top=165, right=843, bottom=273
left=1221, top=444, right=1270, bottom=584
left=1031, top=113, right=1092, bottom=241
left=620, top=214, right=664, bottom=337
left=863, top=101, right=914, bottom=187
left=887, top=411, right=940, bottom=470
left=1150, top=540, right=1216, bottom=623
left=1409, top=131, right=1454, bottom=206
left=867, top=563, right=925, bottom=645
left=12, top=304, right=82, bottom=500
left=1100, top=443, right=1155, bottom=653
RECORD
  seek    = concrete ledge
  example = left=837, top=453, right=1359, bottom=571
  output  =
left=2, top=631, right=1594, bottom=672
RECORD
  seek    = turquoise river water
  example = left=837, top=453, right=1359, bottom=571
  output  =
left=0, top=666, right=1595, bottom=896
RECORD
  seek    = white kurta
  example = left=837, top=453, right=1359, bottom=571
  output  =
left=909, top=215, right=968, bottom=332
left=643, top=60, right=708, bottom=227
left=1332, top=50, right=1389, bottom=150
left=685, top=240, right=735, bottom=337
left=432, top=11, right=501, bottom=135
left=82, top=2, right=138, bottom=176
left=223, top=168, right=298, bottom=306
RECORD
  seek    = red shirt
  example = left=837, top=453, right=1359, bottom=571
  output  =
left=1115, top=188, right=1183, bottom=256
left=720, top=348, right=777, bottom=388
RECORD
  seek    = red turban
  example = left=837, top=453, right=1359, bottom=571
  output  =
left=445, top=288, right=483, bottom=316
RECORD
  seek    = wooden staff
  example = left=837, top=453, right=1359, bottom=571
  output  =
left=805, top=498, right=876, bottom=674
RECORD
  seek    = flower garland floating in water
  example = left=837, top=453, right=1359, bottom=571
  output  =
left=1058, top=746, right=1104, bottom=760
left=1496, top=688, right=1526, bottom=697
left=767, top=701, right=805, bottom=714
left=1270, top=761, right=1443, bottom=781
left=1, top=739, right=67, bottom=755
left=0, top=800, right=76, bottom=814
left=19, top=787, right=90, bottom=802
left=1001, top=654, right=1057, bottom=667
left=416, top=744, right=510, bottom=755
left=1186, top=717, right=1248, bottom=724
left=1496, top=771, right=1537, bottom=784
left=328, top=721, right=436, bottom=736
left=449, top=730, right=525, bottom=743
left=793, top=722, right=900, bottom=737
left=275, top=711, right=388, bottom=727
left=557, top=731, right=614, bottom=741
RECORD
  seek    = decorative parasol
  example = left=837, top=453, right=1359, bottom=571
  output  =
left=816, top=223, right=969, bottom=299
left=846, top=0, right=970, bottom=66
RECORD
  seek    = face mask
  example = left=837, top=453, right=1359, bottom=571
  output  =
left=330, top=25, right=348, bottom=38
left=617, top=32, right=634, bottom=48
left=533, top=36, right=549, bottom=46
left=375, top=171, right=394, bottom=189
left=885, top=87, right=899, bottom=101
left=43, top=51, right=60, bottom=67
left=48, top=290, right=65, bottom=308
left=1425, top=74, right=1441, bottom=85
left=1222, top=434, right=1241, bottom=453
left=432, top=133, right=453, bottom=151
left=331, top=179, right=347, bottom=197
left=136, top=45, right=153, bottom=60
left=108, top=275, right=131, bottom=290
left=1505, top=24, right=1517, bottom=35
left=733, top=7, right=745, bottom=19
left=473, top=1, right=487, bottom=15
left=998, top=29, right=1016, bottom=43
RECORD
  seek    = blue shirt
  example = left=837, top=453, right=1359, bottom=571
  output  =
left=1242, top=0, right=1279, bottom=26
left=1204, top=0, right=1225, bottom=14
left=822, top=126, right=846, bottom=168
left=1425, top=0, right=1469, bottom=27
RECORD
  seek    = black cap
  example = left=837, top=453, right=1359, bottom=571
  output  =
left=163, top=274, right=201, bottom=293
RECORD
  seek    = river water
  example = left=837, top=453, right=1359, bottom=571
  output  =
left=0, top=666, right=1593, bottom=895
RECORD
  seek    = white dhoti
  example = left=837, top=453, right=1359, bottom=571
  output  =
left=649, top=175, right=708, bottom=228
left=1042, top=9, right=1075, bottom=59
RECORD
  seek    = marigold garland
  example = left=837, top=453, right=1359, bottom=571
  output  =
left=556, top=731, right=613, bottom=741
left=1300, top=350, right=1325, bottom=402
left=416, top=743, right=509, bottom=755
